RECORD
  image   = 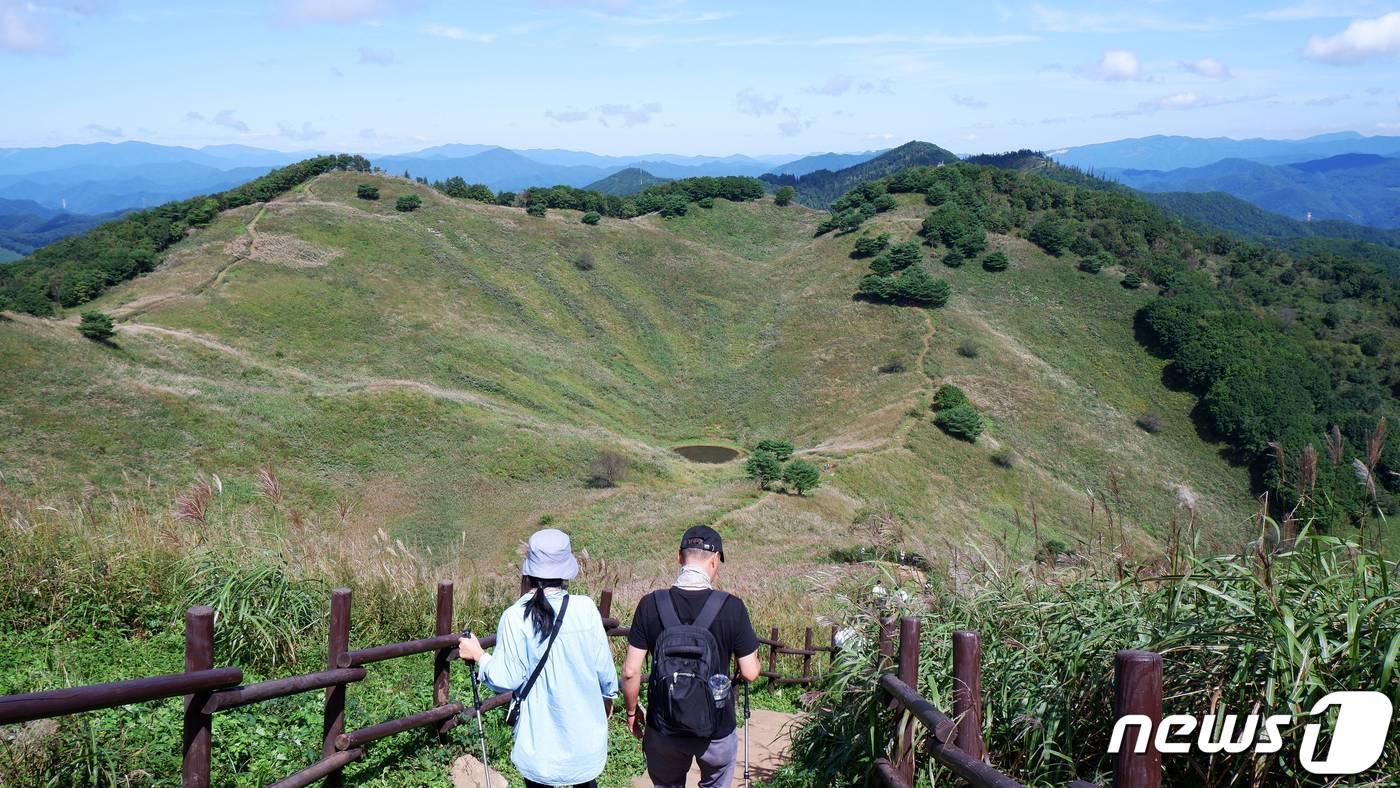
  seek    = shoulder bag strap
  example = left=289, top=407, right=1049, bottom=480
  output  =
left=514, top=594, right=570, bottom=703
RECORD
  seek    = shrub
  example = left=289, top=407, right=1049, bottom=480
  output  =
left=934, top=403, right=983, bottom=441
left=982, top=250, right=1009, bottom=272
left=658, top=195, right=689, bottom=218
left=573, top=251, right=595, bottom=271
left=1079, top=251, right=1110, bottom=273
left=581, top=211, right=601, bottom=225
left=697, top=197, right=715, bottom=209
left=745, top=450, right=782, bottom=489
left=942, top=248, right=965, bottom=268
left=957, top=340, right=980, bottom=358
left=1028, top=216, right=1073, bottom=256
left=774, top=186, right=795, bottom=206
left=585, top=450, right=628, bottom=488
left=868, top=254, right=896, bottom=276
left=526, top=202, right=547, bottom=217
left=781, top=459, right=821, bottom=496
left=872, top=193, right=898, bottom=213
left=1135, top=412, right=1164, bottom=433
left=356, top=184, right=379, bottom=200
left=77, top=311, right=115, bottom=342
left=878, top=356, right=906, bottom=374
left=394, top=194, right=422, bottom=212
left=886, top=241, right=921, bottom=271
left=991, top=448, right=1017, bottom=468
left=895, top=267, right=950, bottom=307
left=856, top=273, right=898, bottom=301
left=852, top=234, right=891, bottom=258
left=1122, top=271, right=1143, bottom=289
left=932, top=383, right=969, bottom=410
left=755, top=439, right=795, bottom=461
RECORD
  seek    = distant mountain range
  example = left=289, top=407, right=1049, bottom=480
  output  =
left=0, top=197, right=124, bottom=260
left=1050, top=132, right=1400, bottom=171
left=0, top=141, right=879, bottom=215
left=1108, top=153, right=1400, bottom=228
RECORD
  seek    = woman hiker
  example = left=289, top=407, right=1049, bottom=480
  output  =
left=458, top=529, right=619, bottom=788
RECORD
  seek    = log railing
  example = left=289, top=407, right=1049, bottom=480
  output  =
left=870, top=616, right=1164, bottom=788
left=0, top=582, right=834, bottom=786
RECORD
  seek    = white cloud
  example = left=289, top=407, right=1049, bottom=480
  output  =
left=356, top=45, right=397, bottom=65
left=1079, top=49, right=1146, bottom=81
left=546, top=108, right=590, bottom=123
left=82, top=122, right=123, bottom=139
left=359, top=127, right=378, bottom=139
left=0, top=1, right=49, bottom=51
left=212, top=110, right=250, bottom=133
left=1180, top=57, right=1232, bottom=79
left=596, top=102, right=660, bottom=126
left=809, top=32, right=1037, bottom=46
left=278, top=121, right=326, bottom=141
left=282, top=0, right=420, bottom=25
left=734, top=89, right=781, bottom=117
left=777, top=108, right=813, bottom=137
left=1249, top=2, right=1370, bottom=21
left=185, top=111, right=205, bottom=122
left=1105, top=92, right=1264, bottom=117
left=952, top=94, right=988, bottom=109
left=425, top=24, right=496, bottom=43
left=805, top=76, right=854, bottom=96
left=1030, top=4, right=1215, bottom=33
left=1305, top=93, right=1350, bottom=106
left=1304, top=12, right=1400, bottom=64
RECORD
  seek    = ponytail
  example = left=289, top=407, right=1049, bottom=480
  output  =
left=523, top=576, right=565, bottom=639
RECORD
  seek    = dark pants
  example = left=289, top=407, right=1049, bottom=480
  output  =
left=524, top=781, right=597, bottom=788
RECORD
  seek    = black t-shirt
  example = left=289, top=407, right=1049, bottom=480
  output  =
left=628, top=587, right=760, bottom=740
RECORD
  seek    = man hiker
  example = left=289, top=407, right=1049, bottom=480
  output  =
left=622, top=525, right=761, bottom=788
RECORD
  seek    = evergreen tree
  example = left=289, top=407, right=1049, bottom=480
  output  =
left=395, top=195, right=422, bottom=212
left=745, top=450, right=782, bottom=489
left=774, top=185, right=796, bottom=206
left=356, top=184, right=379, bottom=201
left=982, top=250, right=1009, bottom=272
left=852, top=233, right=891, bottom=258
left=581, top=211, right=602, bottom=225
left=78, top=311, right=115, bottom=342
left=896, top=267, right=950, bottom=307
left=781, top=459, right=821, bottom=495
left=935, top=403, right=983, bottom=441
left=1122, top=271, right=1143, bottom=289
left=755, top=439, right=795, bottom=461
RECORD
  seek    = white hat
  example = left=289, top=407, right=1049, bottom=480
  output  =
left=521, top=528, right=580, bottom=580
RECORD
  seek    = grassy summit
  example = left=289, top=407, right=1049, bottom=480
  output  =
left=0, top=170, right=1258, bottom=606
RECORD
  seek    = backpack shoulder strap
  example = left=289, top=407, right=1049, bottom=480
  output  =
left=654, top=588, right=682, bottom=629
left=693, top=590, right=729, bottom=631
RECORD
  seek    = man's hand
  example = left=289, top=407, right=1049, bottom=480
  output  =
left=458, top=633, right=484, bottom=662
left=627, top=705, right=646, bottom=739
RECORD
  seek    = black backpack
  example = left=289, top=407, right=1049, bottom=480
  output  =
left=647, top=588, right=729, bottom=739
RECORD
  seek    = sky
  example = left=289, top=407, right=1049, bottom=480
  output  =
left=1, top=0, right=1399, bottom=156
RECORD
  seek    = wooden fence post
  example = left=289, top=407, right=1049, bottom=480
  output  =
left=323, top=588, right=352, bottom=788
left=1114, top=650, right=1163, bottom=788
left=951, top=630, right=986, bottom=761
left=801, top=627, right=814, bottom=680
left=878, top=617, right=895, bottom=666
left=434, top=581, right=454, bottom=709
left=895, top=617, right=920, bottom=786
left=768, top=626, right=780, bottom=678
left=182, top=606, right=214, bottom=788
left=599, top=589, right=613, bottom=622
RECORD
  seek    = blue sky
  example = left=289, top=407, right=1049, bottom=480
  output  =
left=2, top=0, right=1398, bottom=155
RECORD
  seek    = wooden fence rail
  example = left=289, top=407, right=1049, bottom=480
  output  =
left=870, top=617, right=1164, bottom=788
left=0, top=582, right=837, bottom=786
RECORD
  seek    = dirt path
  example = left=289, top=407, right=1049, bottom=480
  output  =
left=630, top=709, right=800, bottom=787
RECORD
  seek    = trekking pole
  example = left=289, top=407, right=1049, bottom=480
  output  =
left=742, top=678, right=751, bottom=788
left=463, top=628, right=492, bottom=787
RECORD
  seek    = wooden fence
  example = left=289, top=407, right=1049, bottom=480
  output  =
left=0, top=583, right=835, bottom=786
left=869, top=616, right=1165, bottom=788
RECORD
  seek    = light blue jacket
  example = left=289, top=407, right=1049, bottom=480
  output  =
left=480, top=589, right=618, bottom=786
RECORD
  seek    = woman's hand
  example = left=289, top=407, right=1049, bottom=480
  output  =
left=458, top=633, right=484, bottom=662
left=627, top=706, right=645, bottom=739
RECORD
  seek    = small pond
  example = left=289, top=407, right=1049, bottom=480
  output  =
left=673, top=444, right=741, bottom=464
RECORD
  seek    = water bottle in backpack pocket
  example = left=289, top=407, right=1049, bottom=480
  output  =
left=647, top=589, right=730, bottom=739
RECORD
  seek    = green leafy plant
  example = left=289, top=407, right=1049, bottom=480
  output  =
left=745, top=450, right=782, bottom=489
left=394, top=195, right=422, bottom=212
left=77, top=311, right=115, bottom=342
left=781, top=459, right=821, bottom=496
left=932, top=383, right=969, bottom=410
left=581, top=211, right=601, bottom=225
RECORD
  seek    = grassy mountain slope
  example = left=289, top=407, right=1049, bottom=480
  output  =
left=583, top=167, right=670, bottom=195
left=0, top=171, right=1259, bottom=612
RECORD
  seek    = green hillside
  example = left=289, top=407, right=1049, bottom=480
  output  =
left=583, top=167, right=671, bottom=195
left=0, top=168, right=1271, bottom=607
left=761, top=140, right=958, bottom=207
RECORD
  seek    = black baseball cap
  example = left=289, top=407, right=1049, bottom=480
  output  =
left=680, top=525, right=725, bottom=562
